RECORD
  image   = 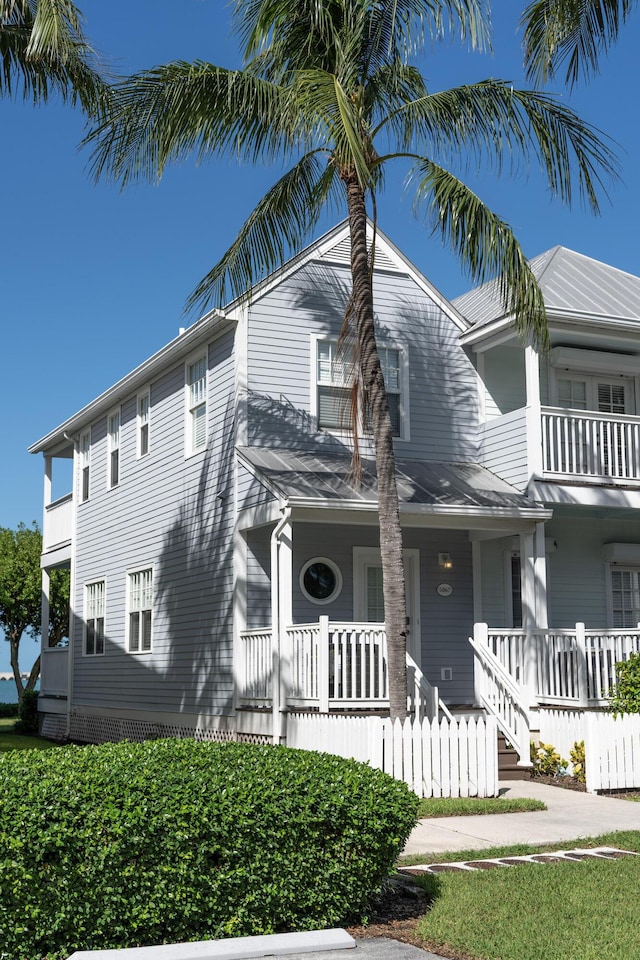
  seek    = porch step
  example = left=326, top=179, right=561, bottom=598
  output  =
left=498, top=733, right=530, bottom=782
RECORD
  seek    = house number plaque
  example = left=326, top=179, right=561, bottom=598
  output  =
left=437, top=583, right=453, bottom=597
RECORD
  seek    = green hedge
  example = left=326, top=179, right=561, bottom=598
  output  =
left=0, top=702, right=18, bottom=719
left=0, top=738, right=418, bottom=960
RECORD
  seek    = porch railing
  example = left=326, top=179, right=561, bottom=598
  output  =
left=239, top=617, right=445, bottom=719
left=43, top=494, right=73, bottom=552
left=541, top=407, right=640, bottom=482
left=470, top=625, right=530, bottom=765
left=477, top=624, right=640, bottom=708
left=40, top=646, right=69, bottom=698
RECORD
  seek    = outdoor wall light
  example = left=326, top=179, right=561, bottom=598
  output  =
left=438, top=552, right=453, bottom=570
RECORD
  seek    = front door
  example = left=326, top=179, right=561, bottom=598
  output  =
left=352, top=547, right=421, bottom=663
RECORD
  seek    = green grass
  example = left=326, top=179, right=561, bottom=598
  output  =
left=0, top=719, right=57, bottom=753
left=413, top=831, right=640, bottom=960
left=417, top=796, right=546, bottom=818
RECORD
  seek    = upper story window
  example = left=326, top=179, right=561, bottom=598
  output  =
left=186, top=354, right=207, bottom=455
left=85, top=580, right=105, bottom=656
left=315, top=338, right=405, bottom=438
left=137, top=390, right=150, bottom=458
left=107, top=408, right=121, bottom=488
left=80, top=430, right=91, bottom=502
left=128, top=567, right=153, bottom=653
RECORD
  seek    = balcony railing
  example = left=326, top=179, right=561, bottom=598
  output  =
left=43, top=494, right=73, bottom=552
left=541, top=407, right=640, bottom=482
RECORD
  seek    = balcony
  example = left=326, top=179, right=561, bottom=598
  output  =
left=40, top=646, right=69, bottom=698
left=43, top=494, right=73, bottom=554
left=541, top=407, right=640, bottom=483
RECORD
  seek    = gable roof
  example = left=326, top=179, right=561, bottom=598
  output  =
left=455, top=246, right=640, bottom=341
left=238, top=447, right=548, bottom=519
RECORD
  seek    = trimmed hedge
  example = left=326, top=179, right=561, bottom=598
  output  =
left=0, top=702, right=18, bottom=719
left=0, top=738, right=418, bottom=960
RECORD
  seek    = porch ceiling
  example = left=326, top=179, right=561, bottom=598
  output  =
left=237, top=447, right=548, bottom=523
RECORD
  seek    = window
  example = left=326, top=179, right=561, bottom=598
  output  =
left=610, top=568, right=640, bottom=628
left=128, top=568, right=153, bottom=652
left=299, top=558, right=342, bottom=605
left=85, top=581, right=105, bottom=655
left=186, top=354, right=207, bottom=454
left=509, top=552, right=522, bottom=628
left=315, top=338, right=404, bottom=437
left=107, top=409, right=121, bottom=488
left=556, top=374, right=633, bottom=414
left=137, top=390, right=150, bottom=458
left=80, top=430, right=91, bottom=502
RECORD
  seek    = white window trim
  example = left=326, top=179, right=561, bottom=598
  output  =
left=83, top=579, right=106, bottom=657
left=184, top=349, right=208, bottom=458
left=79, top=429, right=91, bottom=503
left=107, top=406, right=121, bottom=489
left=126, top=564, right=154, bottom=654
left=136, top=388, right=151, bottom=459
left=310, top=334, right=410, bottom=441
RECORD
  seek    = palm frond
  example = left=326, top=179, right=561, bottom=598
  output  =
left=410, top=159, right=549, bottom=350
left=185, top=152, right=341, bottom=313
left=84, top=63, right=300, bottom=187
left=376, top=80, right=619, bottom=211
left=521, top=0, right=635, bottom=87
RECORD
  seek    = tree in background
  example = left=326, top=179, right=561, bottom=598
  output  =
left=522, top=0, right=637, bottom=86
left=86, top=0, right=617, bottom=719
left=0, top=0, right=104, bottom=108
left=0, top=523, right=69, bottom=702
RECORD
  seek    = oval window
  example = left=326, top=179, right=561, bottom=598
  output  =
left=299, top=558, right=342, bottom=605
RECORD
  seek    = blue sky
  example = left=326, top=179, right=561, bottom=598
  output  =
left=1, top=0, right=638, bottom=672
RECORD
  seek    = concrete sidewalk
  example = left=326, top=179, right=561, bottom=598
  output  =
left=403, top=779, right=640, bottom=855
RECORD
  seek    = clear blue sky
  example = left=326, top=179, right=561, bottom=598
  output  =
left=1, top=0, right=638, bottom=671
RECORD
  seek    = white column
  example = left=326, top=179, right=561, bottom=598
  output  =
left=534, top=522, right=548, bottom=630
left=40, top=568, right=50, bottom=695
left=525, top=345, right=543, bottom=481
left=520, top=530, right=538, bottom=706
left=277, top=519, right=293, bottom=742
left=43, top=456, right=52, bottom=551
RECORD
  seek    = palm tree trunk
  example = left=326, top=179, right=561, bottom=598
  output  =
left=344, top=175, right=408, bottom=721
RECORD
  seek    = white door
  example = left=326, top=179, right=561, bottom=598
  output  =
left=352, top=547, right=421, bottom=663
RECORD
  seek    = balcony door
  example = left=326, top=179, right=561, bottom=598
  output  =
left=555, top=375, right=635, bottom=477
left=353, top=547, right=421, bottom=662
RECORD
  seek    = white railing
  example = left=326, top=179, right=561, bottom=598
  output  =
left=43, top=494, right=73, bottom=551
left=480, top=624, right=640, bottom=707
left=287, top=713, right=499, bottom=798
left=40, top=647, right=69, bottom=697
left=239, top=618, right=444, bottom=719
left=541, top=407, right=640, bottom=482
left=470, top=625, right=530, bottom=766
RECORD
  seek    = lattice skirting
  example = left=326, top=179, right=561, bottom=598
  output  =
left=39, top=710, right=271, bottom=746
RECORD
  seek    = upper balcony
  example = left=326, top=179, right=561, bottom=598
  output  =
left=541, top=407, right=640, bottom=483
left=43, top=493, right=73, bottom=554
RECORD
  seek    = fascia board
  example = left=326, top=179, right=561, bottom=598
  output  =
left=461, top=308, right=640, bottom=351
left=287, top=496, right=550, bottom=520
left=29, top=314, right=234, bottom=454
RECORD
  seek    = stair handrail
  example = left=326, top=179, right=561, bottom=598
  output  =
left=469, top=633, right=531, bottom=766
left=406, top=651, right=453, bottom=721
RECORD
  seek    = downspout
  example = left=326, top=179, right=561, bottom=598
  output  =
left=270, top=504, right=291, bottom=745
left=64, top=432, right=77, bottom=740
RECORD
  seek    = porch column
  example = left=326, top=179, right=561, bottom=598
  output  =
left=534, top=522, right=548, bottom=630
left=275, top=518, right=293, bottom=743
left=520, top=530, right=538, bottom=707
left=40, top=568, right=50, bottom=694
left=525, top=345, right=543, bottom=481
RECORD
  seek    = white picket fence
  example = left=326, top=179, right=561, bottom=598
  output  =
left=584, top=713, right=640, bottom=793
left=287, top=713, right=499, bottom=798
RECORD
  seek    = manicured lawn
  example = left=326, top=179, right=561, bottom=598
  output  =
left=0, top=719, right=57, bottom=753
left=417, top=796, right=546, bottom=818
left=414, top=830, right=640, bottom=960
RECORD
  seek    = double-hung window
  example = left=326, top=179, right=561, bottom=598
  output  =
left=611, top=567, right=640, bottom=628
left=85, top=581, right=105, bottom=655
left=107, top=409, right=121, bottom=488
left=315, top=338, right=404, bottom=437
left=186, top=354, right=207, bottom=454
left=137, top=390, right=150, bottom=458
left=80, top=430, right=91, bottom=502
left=128, top=568, right=153, bottom=653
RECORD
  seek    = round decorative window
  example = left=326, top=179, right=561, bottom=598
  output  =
left=299, top=558, right=343, bottom=605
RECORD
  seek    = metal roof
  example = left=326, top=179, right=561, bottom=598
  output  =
left=238, top=447, right=546, bottom=516
left=453, top=246, right=640, bottom=331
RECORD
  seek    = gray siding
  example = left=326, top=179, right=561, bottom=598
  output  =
left=479, top=409, right=528, bottom=490
left=72, top=328, right=236, bottom=718
left=246, top=260, right=479, bottom=462
left=237, top=463, right=276, bottom=514
left=483, top=346, right=526, bottom=418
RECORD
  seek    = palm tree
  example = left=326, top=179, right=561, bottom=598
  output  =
left=0, top=0, right=103, bottom=108
left=86, top=0, right=617, bottom=720
left=521, top=0, right=636, bottom=86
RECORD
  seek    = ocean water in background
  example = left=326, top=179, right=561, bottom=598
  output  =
left=0, top=679, right=38, bottom=704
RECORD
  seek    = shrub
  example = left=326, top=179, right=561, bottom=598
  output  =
left=570, top=740, right=586, bottom=783
left=0, top=702, right=18, bottom=719
left=0, top=739, right=418, bottom=960
left=530, top=741, right=567, bottom=777
left=608, top=652, right=640, bottom=716
left=14, top=689, right=39, bottom=734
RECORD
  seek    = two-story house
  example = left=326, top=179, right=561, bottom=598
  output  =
left=30, top=223, right=640, bottom=767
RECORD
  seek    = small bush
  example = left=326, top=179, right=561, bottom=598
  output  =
left=570, top=740, right=586, bottom=783
left=530, top=741, right=567, bottom=777
left=608, top=652, right=640, bottom=716
left=0, top=739, right=418, bottom=960
left=0, top=703, right=18, bottom=719
left=14, top=689, right=38, bottom=734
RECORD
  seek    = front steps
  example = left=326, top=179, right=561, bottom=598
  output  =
left=447, top=706, right=531, bottom=782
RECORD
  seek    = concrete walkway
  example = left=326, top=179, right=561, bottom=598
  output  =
left=404, top=779, right=640, bottom=856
